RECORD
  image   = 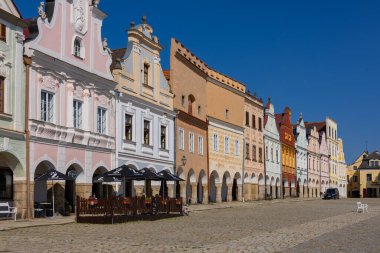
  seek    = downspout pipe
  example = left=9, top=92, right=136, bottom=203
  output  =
left=264, top=141, right=267, bottom=200
left=173, top=109, right=178, bottom=197
left=242, top=138, right=245, bottom=202
left=24, top=56, right=32, bottom=219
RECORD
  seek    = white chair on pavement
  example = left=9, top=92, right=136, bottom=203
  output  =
left=357, top=202, right=368, bottom=213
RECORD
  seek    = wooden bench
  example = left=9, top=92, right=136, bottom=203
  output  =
left=0, top=202, right=17, bottom=221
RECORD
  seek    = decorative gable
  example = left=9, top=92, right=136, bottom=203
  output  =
left=0, top=0, right=21, bottom=18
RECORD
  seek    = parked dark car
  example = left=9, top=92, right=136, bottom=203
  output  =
left=323, top=188, right=339, bottom=200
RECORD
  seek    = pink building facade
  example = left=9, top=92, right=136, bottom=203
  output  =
left=24, top=0, right=116, bottom=215
left=243, top=93, right=264, bottom=200
left=319, top=131, right=329, bottom=194
left=306, top=125, right=321, bottom=198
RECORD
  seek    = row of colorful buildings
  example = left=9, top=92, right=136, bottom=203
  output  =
left=0, top=0, right=347, bottom=219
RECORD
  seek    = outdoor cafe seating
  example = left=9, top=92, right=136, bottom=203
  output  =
left=76, top=165, right=185, bottom=224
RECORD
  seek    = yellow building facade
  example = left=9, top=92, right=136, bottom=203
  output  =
left=347, top=151, right=380, bottom=198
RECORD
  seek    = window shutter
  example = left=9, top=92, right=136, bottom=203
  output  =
left=0, top=24, right=6, bottom=42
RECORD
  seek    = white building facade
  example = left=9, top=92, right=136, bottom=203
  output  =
left=337, top=138, right=347, bottom=198
left=263, top=99, right=282, bottom=199
left=112, top=18, right=175, bottom=197
left=294, top=114, right=308, bottom=198
left=0, top=0, right=28, bottom=218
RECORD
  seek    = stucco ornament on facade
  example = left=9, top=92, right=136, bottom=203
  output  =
left=0, top=137, right=13, bottom=152
left=39, top=75, right=59, bottom=91
left=73, top=0, right=88, bottom=34
left=38, top=2, right=47, bottom=20
left=0, top=53, right=11, bottom=78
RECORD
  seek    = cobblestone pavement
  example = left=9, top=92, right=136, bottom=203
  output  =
left=0, top=199, right=379, bottom=253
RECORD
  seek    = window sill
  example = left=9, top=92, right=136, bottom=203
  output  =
left=73, top=54, right=84, bottom=60
left=0, top=112, right=13, bottom=121
left=124, top=139, right=136, bottom=145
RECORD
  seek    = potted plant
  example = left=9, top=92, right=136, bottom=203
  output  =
left=145, top=196, right=152, bottom=204
left=123, top=197, right=131, bottom=205
left=64, top=202, right=72, bottom=216
left=88, top=196, right=98, bottom=206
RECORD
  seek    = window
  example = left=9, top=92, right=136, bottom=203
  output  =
left=143, top=63, right=149, bottom=85
left=74, top=38, right=82, bottom=58
left=258, top=118, right=262, bottom=131
left=97, top=108, right=106, bottom=134
left=225, top=109, right=229, bottom=119
left=161, top=126, right=167, bottom=149
left=143, top=120, right=150, bottom=145
left=73, top=100, right=83, bottom=128
left=259, top=147, right=263, bottom=162
left=276, top=150, right=279, bottom=163
left=252, top=145, right=257, bottom=161
left=198, top=136, right=204, bottom=155
left=0, top=77, right=4, bottom=113
left=0, top=168, right=13, bottom=200
left=198, top=105, right=201, bottom=115
left=271, top=148, right=274, bottom=162
left=213, top=133, right=218, bottom=151
left=125, top=114, right=133, bottom=141
left=181, top=96, right=185, bottom=106
left=188, top=95, right=195, bottom=115
left=41, top=91, right=54, bottom=122
left=189, top=132, right=194, bottom=153
left=245, top=143, right=250, bottom=160
left=366, top=174, right=372, bottom=181
left=266, top=146, right=269, bottom=161
left=252, top=115, right=256, bottom=129
left=376, top=161, right=379, bottom=167
left=245, top=112, right=249, bottom=126
left=224, top=137, right=230, bottom=154
left=0, top=23, right=6, bottom=42
left=234, top=140, right=239, bottom=156
left=179, top=128, right=184, bottom=150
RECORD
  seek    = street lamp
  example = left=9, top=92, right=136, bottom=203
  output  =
left=181, top=155, right=187, bottom=166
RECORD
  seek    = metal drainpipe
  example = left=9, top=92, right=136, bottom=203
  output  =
left=114, top=90, right=120, bottom=193
left=241, top=138, right=245, bottom=202
left=264, top=139, right=267, bottom=200
left=173, top=110, right=178, bottom=197
left=24, top=56, right=32, bottom=219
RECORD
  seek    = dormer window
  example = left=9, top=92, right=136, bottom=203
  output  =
left=188, top=95, right=195, bottom=115
left=73, top=37, right=83, bottom=58
left=0, top=24, right=6, bottom=42
left=143, top=63, right=149, bottom=85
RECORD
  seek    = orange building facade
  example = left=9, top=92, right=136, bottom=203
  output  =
left=168, top=39, right=209, bottom=204
left=276, top=107, right=297, bottom=198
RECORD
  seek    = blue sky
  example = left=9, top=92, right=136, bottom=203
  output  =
left=15, top=0, right=380, bottom=163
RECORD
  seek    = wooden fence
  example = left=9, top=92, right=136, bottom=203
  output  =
left=76, top=196, right=183, bottom=224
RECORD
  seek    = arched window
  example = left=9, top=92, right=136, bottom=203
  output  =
left=188, top=94, right=195, bottom=115
left=74, top=37, right=82, bottom=58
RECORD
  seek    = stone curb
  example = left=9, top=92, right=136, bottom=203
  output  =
left=0, top=218, right=75, bottom=232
